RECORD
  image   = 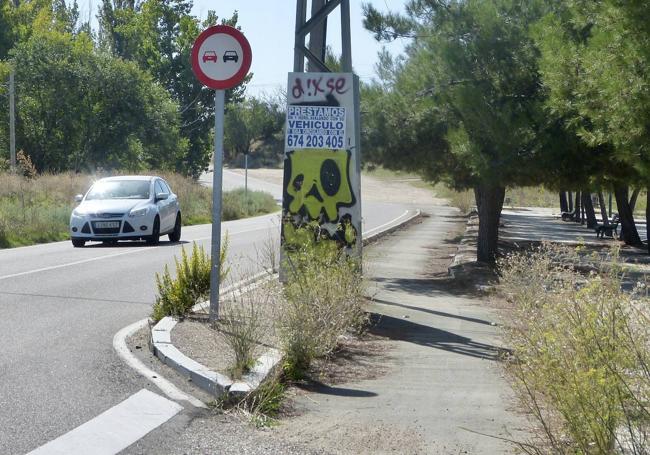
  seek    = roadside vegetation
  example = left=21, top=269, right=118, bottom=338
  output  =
left=151, top=241, right=228, bottom=323
left=362, top=1, right=650, bottom=261
left=0, top=169, right=278, bottom=249
left=499, top=244, right=650, bottom=454
left=153, top=223, right=366, bottom=424
left=279, top=223, right=367, bottom=379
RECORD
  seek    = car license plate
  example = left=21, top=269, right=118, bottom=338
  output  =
left=95, top=221, right=120, bottom=228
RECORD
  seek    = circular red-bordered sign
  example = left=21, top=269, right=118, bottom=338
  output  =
left=191, top=25, right=252, bottom=90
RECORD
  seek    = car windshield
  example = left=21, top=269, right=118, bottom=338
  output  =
left=85, top=180, right=150, bottom=200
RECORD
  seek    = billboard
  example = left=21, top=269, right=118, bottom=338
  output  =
left=282, top=72, right=362, bottom=256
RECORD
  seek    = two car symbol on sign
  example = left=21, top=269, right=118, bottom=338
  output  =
left=202, top=50, right=239, bottom=64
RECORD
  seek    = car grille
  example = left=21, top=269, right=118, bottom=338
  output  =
left=122, top=221, right=135, bottom=233
left=91, top=221, right=122, bottom=234
left=95, top=213, right=125, bottom=218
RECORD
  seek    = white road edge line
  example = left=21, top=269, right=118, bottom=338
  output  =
left=364, top=209, right=410, bottom=237
left=113, top=318, right=207, bottom=409
left=27, top=389, right=183, bottom=455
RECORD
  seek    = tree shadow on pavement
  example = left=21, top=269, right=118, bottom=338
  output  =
left=370, top=297, right=495, bottom=326
left=369, top=313, right=509, bottom=362
left=370, top=275, right=490, bottom=299
left=294, top=381, right=378, bottom=398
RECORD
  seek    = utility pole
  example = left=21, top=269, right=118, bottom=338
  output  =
left=9, top=69, right=16, bottom=170
left=307, top=0, right=327, bottom=72
left=293, top=0, right=352, bottom=72
left=285, top=0, right=362, bottom=262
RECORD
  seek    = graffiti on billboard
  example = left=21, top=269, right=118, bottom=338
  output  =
left=282, top=72, right=361, bottom=255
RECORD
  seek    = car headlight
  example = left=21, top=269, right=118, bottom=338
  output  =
left=72, top=208, right=86, bottom=217
left=129, top=207, right=149, bottom=218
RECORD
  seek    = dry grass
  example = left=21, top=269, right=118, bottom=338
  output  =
left=499, top=244, right=650, bottom=454
left=279, top=224, right=367, bottom=379
left=0, top=171, right=278, bottom=248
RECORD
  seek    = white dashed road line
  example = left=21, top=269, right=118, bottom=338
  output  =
left=27, top=389, right=182, bottom=455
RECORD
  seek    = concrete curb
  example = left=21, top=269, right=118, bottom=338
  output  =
left=152, top=316, right=281, bottom=397
left=151, top=208, right=423, bottom=398
left=363, top=209, right=422, bottom=245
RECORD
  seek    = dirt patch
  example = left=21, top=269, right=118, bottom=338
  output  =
left=297, top=331, right=394, bottom=389
left=171, top=316, right=235, bottom=376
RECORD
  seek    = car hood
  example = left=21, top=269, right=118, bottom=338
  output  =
left=76, top=199, right=148, bottom=215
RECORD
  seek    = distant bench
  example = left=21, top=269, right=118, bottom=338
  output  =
left=595, top=214, right=620, bottom=239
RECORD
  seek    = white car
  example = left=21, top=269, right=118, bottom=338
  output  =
left=70, top=175, right=181, bottom=247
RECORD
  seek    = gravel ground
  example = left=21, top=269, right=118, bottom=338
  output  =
left=171, top=318, right=235, bottom=376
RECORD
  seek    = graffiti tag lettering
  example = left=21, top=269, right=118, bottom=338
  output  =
left=291, top=75, right=349, bottom=99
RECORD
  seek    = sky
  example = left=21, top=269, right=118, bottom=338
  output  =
left=187, top=1, right=409, bottom=97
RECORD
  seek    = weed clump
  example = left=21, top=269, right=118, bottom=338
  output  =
left=152, top=241, right=229, bottom=322
left=499, top=244, right=650, bottom=454
left=217, top=279, right=280, bottom=379
left=279, top=223, right=366, bottom=379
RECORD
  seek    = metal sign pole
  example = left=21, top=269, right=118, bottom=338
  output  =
left=209, top=89, right=225, bottom=322
left=9, top=70, right=16, bottom=170
left=244, top=153, right=248, bottom=208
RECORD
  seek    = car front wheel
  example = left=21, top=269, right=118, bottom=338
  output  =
left=72, top=239, right=86, bottom=248
left=146, top=217, right=160, bottom=245
left=169, top=213, right=181, bottom=242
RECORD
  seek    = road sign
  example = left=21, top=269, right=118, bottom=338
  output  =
left=190, top=25, right=252, bottom=322
left=191, top=25, right=252, bottom=90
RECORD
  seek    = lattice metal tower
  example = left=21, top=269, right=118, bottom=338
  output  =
left=293, top=0, right=352, bottom=73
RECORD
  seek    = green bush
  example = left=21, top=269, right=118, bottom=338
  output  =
left=222, top=188, right=279, bottom=220
left=499, top=245, right=650, bottom=454
left=151, top=240, right=229, bottom=322
left=279, top=223, right=366, bottom=379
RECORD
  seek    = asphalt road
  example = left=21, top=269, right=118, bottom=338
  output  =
left=0, top=171, right=409, bottom=454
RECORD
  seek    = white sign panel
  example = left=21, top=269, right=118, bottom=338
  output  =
left=285, top=106, right=346, bottom=150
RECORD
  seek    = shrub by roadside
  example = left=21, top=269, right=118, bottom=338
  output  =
left=279, top=223, right=367, bottom=379
left=152, top=240, right=229, bottom=323
left=499, top=244, right=650, bottom=454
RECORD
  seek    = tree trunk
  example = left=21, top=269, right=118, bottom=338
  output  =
left=614, top=186, right=642, bottom=246
left=559, top=191, right=568, bottom=213
left=647, top=189, right=650, bottom=255
left=608, top=193, right=613, bottom=215
left=574, top=191, right=581, bottom=222
left=568, top=191, right=574, bottom=212
left=629, top=188, right=640, bottom=213
left=582, top=192, right=598, bottom=228
left=597, top=192, right=609, bottom=225
left=475, top=184, right=506, bottom=264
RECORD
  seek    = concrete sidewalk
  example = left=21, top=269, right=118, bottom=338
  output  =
left=274, top=207, right=529, bottom=454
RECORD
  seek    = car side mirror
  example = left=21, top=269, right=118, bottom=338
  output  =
left=155, top=192, right=169, bottom=201
left=74, top=194, right=83, bottom=202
